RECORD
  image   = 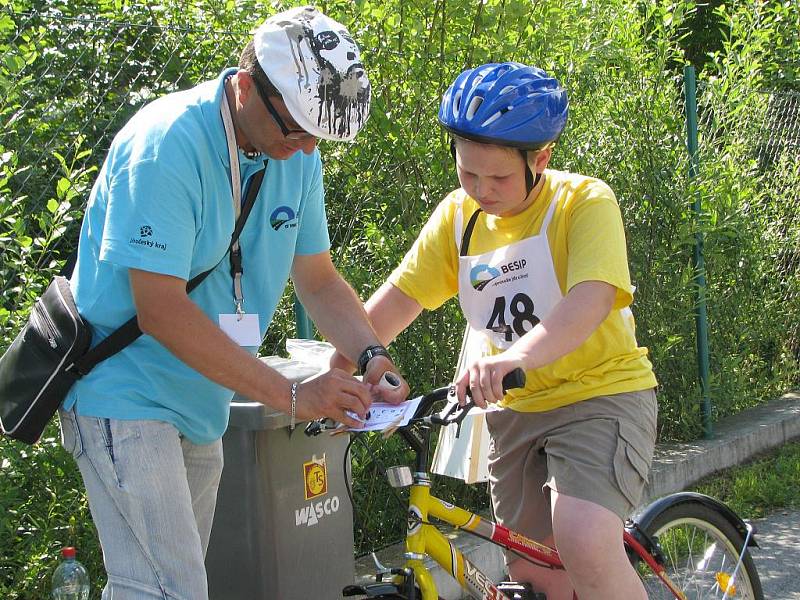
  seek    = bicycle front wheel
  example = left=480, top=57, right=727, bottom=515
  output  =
left=636, top=500, right=764, bottom=599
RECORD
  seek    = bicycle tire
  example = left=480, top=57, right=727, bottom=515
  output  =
left=635, top=500, right=764, bottom=599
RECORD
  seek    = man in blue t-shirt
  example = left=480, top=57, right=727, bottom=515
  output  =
left=58, top=7, right=408, bottom=598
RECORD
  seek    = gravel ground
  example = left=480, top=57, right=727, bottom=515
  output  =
left=750, top=509, right=800, bottom=599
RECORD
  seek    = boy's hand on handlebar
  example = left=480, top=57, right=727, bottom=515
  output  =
left=363, top=355, right=410, bottom=404
left=295, top=369, right=371, bottom=428
left=455, top=353, right=526, bottom=408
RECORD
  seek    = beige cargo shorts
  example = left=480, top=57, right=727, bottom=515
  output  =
left=486, top=389, right=657, bottom=543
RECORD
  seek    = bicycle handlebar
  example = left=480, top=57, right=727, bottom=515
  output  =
left=304, top=368, right=526, bottom=437
left=419, top=367, right=526, bottom=428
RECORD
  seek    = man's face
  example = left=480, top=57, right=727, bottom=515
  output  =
left=236, top=73, right=317, bottom=160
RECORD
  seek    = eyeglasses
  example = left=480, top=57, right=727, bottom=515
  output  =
left=251, top=76, right=315, bottom=142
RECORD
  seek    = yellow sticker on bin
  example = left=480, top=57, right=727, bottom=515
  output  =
left=304, top=455, right=328, bottom=500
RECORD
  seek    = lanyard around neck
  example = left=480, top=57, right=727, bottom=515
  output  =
left=220, top=84, right=263, bottom=318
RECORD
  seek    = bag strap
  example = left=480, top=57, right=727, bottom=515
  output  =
left=69, top=166, right=267, bottom=377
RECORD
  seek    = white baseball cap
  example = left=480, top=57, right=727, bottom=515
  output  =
left=253, top=6, right=371, bottom=142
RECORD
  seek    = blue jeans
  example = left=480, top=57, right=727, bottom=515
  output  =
left=59, top=408, right=224, bottom=599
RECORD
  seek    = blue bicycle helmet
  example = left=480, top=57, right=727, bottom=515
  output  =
left=439, top=62, right=568, bottom=150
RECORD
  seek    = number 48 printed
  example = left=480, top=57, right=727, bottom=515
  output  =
left=485, top=293, right=540, bottom=341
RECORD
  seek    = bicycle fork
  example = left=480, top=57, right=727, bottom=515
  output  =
left=406, top=477, right=518, bottom=600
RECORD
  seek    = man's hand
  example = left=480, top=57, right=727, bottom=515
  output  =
left=454, top=352, right=526, bottom=408
left=328, top=349, right=356, bottom=374
left=362, top=354, right=410, bottom=404
left=295, top=368, right=372, bottom=428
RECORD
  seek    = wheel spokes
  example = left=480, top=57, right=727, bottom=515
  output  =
left=641, top=519, right=755, bottom=599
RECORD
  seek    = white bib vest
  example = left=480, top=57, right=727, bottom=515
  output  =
left=455, top=185, right=566, bottom=351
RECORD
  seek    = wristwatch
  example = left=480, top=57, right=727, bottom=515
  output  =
left=357, top=344, right=391, bottom=375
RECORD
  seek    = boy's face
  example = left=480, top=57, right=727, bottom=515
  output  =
left=455, top=139, right=547, bottom=217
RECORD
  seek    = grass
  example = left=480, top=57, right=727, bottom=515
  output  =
left=0, top=423, right=104, bottom=600
left=689, top=440, right=800, bottom=519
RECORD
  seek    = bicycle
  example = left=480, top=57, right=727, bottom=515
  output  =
left=308, top=369, right=763, bottom=600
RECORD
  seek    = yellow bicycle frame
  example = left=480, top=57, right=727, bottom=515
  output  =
left=401, top=478, right=516, bottom=600
left=397, top=478, right=687, bottom=600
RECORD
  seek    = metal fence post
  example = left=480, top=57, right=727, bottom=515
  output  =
left=684, top=65, right=713, bottom=439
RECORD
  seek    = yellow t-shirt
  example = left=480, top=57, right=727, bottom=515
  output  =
left=389, top=169, right=657, bottom=412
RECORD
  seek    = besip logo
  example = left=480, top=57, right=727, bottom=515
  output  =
left=470, top=264, right=501, bottom=291
left=270, top=206, right=298, bottom=231
left=470, top=259, right=528, bottom=291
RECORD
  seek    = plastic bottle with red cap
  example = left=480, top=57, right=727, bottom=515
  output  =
left=51, top=547, right=89, bottom=600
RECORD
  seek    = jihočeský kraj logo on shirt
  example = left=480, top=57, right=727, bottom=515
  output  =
left=129, top=224, right=166, bottom=251
left=270, top=206, right=298, bottom=231
left=470, top=259, right=529, bottom=291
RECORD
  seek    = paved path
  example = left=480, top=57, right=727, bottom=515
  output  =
left=751, top=509, right=800, bottom=599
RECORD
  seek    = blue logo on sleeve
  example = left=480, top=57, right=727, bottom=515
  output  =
left=270, top=206, right=298, bottom=231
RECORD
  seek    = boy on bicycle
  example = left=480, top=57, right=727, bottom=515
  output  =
left=332, top=62, right=657, bottom=599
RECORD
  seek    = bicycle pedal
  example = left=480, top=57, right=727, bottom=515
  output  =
left=497, top=581, right=546, bottom=600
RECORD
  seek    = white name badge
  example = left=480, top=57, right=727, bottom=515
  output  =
left=219, top=313, right=261, bottom=347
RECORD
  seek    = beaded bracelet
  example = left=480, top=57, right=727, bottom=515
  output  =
left=289, top=381, right=298, bottom=431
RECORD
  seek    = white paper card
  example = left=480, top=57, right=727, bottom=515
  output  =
left=219, top=313, right=261, bottom=346
left=345, top=396, right=423, bottom=432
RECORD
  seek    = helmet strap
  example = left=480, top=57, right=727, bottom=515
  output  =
left=522, top=149, right=541, bottom=195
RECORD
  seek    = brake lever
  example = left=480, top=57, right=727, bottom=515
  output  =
left=455, top=399, right=476, bottom=431
left=449, top=398, right=476, bottom=438
left=428, top=367, right=527, bottom=433
left=427, top=390, right=476, bottom=437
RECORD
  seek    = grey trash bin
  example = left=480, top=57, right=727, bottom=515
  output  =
left=206, top=357, right=355, bottom=599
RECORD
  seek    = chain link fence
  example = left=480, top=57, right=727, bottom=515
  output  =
left=690, top=85, right=800, bottom=426
left=756, top=92, right=800, bottom=344
left=1, top=1, right=798, bottom=571
left=762, top=92, right=800, bottom=361
left=1, top=7, right=245, bottom=319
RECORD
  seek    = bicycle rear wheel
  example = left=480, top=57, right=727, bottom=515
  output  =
left=636, top=500, right=764, bottom=599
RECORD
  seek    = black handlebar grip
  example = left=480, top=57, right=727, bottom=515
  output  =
left=502, top=368, right=526, bottom=391
left=464, top=367, right=527, bottom=399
